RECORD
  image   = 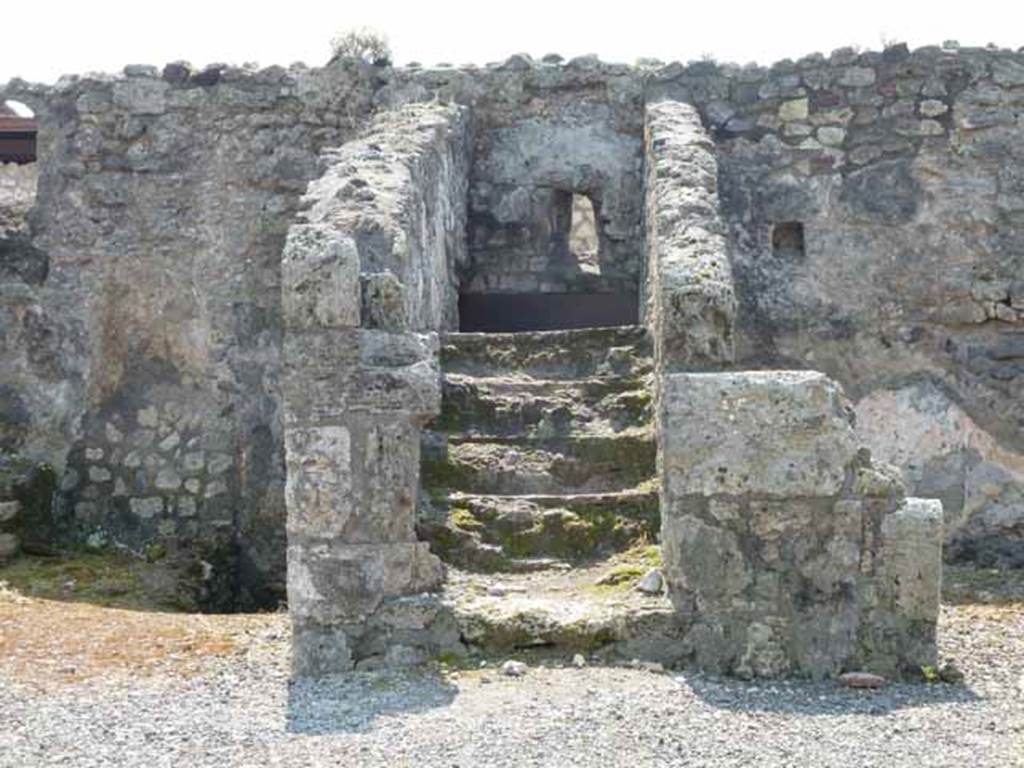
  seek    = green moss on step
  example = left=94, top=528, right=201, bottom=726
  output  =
left=491, top=508, right=650, bottom=561
left=422, top=524, right=466, bottom=562
left=595, top=563, right=646, bottom=586
left=450, top=506, right=484, bottom=532
left=624, top=543, right=663, bottom=569
left=461, top=608, right=620, bottom=653
left=420, top=456, right=477, bottom=491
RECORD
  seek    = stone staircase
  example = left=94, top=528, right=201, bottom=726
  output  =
left=419, top=327, right=684, bottom=661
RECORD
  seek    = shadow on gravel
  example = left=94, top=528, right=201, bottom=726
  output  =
left=286, top=669, right=458, bottom=734
left=677, top=673, right=980, bottom=717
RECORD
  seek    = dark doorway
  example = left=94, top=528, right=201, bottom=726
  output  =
left=459, top=292, right=639, bottom=332
left=460, top=189, right=638, bottom=332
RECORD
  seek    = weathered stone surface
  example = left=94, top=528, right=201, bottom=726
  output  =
left=878, top=498, right=944, bottom=623
left=467, top=114, right=643, bottom=297
left=281, top=225, right=360, bottom=330
left=859, top=497, right=944, bottom=675
left=838, top=67, right=877, bottom=87
left=298, top=103, right=472, bottom=333
left=419, top=325, right=657, bottom=570
left=0, top=163, right=37, bottom=236
left=287, top=541, right=443, bottom=624
left=644, top=101, right=736, bottom=371
left=0, top=455, right=56, bottom=553
left=0, top=499, right=20, bottom=523
left=0, top=46, right=1020, bottom=667
left=1, top=62, right=383, bottom=609
left=660, top=371, right=857, bottom=498
left=282, top=103, right=470, bottom=675
left=659, top=368, right=941, bottom=678
left=0, top=531, right=18, bottom=560
left=856, top=380, right=1024, bottom=565
left=778, top=98, right=809, bottom=121
left=284, top=425, right=354, bottom=539
left=290, top=620, right=353, bottom=677
left=0, top=495, right=20, bottom=562
left=281, top=329, right=441, bottom=427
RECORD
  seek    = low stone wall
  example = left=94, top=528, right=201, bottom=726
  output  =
left=283, top=104, right=472, bottom=675
left=641, top=99, right=940, bottom=678
left=643, top=100, right=736, bottom=371
left=659, top=371, right=942, bottom=678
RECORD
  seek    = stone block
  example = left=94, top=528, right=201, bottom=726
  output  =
left=285, top=425, right=354, bottom=539
left=644, top=100, right=737, bottom=371
left=361, top=271, right=408, bottom=330
left=282, top=329, right=440, bottom=426
left=855, top=497, right=943, bottom=674
left=291, top=619, right=354, bottom=677
left=129, top=497, right=163, bottom=518
left=661, top=512, right=750, bottom=610
left=838, top=66, right=876, bottom=87
left=286, top=416, right=421, bottom=544
left=112, top=78, right=168, bottom=114
left=287, top=541, right=443, bottom=625
left=657, top=280, right=736, bottom=371
left=876, top=497, right=943, bottom=623
left=778, top=97, right=809, bottom=121
left=660, top=371, right=857, bottom=498
left=657, top=367, right=941, bottom=678
left=661, top=494, right=865, bottom=679
left=281, top=224, right=360, bottom=331
left=353, top=330, right=442, bottom=420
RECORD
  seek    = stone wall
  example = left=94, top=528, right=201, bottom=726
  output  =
left=644, top=101, right=942, bottom=676
left=643, top=100, right=736, bottom=371
left=664, top=45, right=1024, bottom=563
left=282, top=103, right=472, bottom=673
left=380, top=48, right=1023, bottom=560
left=0, top=61, right=379, bottom=609
left=382, top=57, right=645, bottom=299
left=2, top=44, right=1023, bottom=610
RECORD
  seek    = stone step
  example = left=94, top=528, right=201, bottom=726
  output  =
left=441, top=564, right=688, bottom=664
left=414, top=516, right=574, bottom=573
left=433, top=374, right=653, bottom=439
left=419, top=488, right=659, bottom=569
left=421, top=433, right=656, bottom=496
left=441, top=325, right=652, bottom=380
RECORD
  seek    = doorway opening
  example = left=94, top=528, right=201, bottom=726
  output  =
left=460, top=188, right=639, bottom=332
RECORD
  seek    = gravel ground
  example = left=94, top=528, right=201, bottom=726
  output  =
left=1, top=597, right=1022, bottom=768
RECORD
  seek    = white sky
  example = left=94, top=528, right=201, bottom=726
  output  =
left=2, top=0, right=1022, bottom=84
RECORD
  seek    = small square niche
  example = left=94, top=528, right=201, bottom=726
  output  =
left=771, top=221, right=806, bottom=260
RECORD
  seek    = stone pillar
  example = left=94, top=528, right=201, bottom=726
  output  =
left=281, top=225, right=453, bottom=675
left=658, top=370, right=943, bottom=678
left=282, top=104, right=472, bottom=675
left=859, top=497, right=944, bottom=676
